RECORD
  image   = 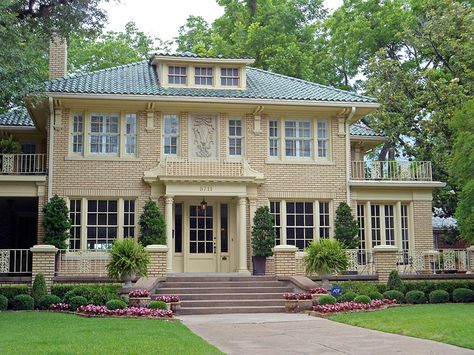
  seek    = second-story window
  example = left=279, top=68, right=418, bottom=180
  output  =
left=269, top=119, right=279, bottom=157
left=317, top=120, right=329, bottom=158
left=285, top=120, right=311, bottom=158
left=228, top=118, right=243, bottom=156
left=72, top=113, right=84, bottom=153
left=125, top=114, right=137, bottom=155
left=195, top=67, right=213, bottom=85
left=163, top=114, right=179, bottom=155
left=168, top=66, right=187, bottom=84
left=90, top=113, right=119, bottom=154
left=221, top=68, right=239, bottom=86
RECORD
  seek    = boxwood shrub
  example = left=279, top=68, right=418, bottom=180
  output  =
left=0, top=286, right=29, bottom=304
left=337, top=281, right=381, bottom=296
left=368, top=291, right=384, bottom=300
left=148, top=301, right=168, bottom=310
left=60, top=285, right=121, bottom=305
left=403, top=281, right=474, bottom=298
left=69, top=296, right=88, bottom=311
left=338, top=291, right=358, bottom=302
left=429, top=290, right=449, bottom=303
left=37, top=295, right=62, bottom=310
left=353, top=295, right=371, bottom=304
left=452, top=288, right=474, bottom=303
left=106, top=299, right=127, bottom=310
left=319, top=295, right=337, bottom=305
left=405, top=290, right=427, bottom=304
left=383, top=290, right=405, bottom=303
left=12, top=294, right=34, bottom=310
left=0, top=295, right=8, bottom=311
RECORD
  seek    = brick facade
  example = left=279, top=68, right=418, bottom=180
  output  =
left=49, top=36, right=67, bottom=80
left=145, top=245, right=168, bottom=277
left=31, top=245, right=57, bottom=292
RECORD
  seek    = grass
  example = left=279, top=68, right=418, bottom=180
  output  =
left=329, top=304, right=474, bottom=349
left=0, top=312, right=222, bottom=354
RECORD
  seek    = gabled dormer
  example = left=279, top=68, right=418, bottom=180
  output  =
left=150, top=52, right=255, bottom=90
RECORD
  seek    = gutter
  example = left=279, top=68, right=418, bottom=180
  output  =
left=47, top=97, right=54, bottom=200
left=345, top=107, right=356, bottom=204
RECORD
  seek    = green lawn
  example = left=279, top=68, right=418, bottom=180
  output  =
left=0, top=312, right=222, bottom=354
left=330, top=304, right=474, bottom=349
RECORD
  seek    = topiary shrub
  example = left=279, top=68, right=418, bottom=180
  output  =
left=387, top=270, right=403, bottom=292
left=37, top=295, right=61, bottom=310
left=251, top=206, right=276, bottom=257
left=0, top=295, right=8, bottom=311
left=368, top=291, right=384, bottom=300
left=43, top=195, right=72, bottom=249
left=405, top=290, right=427, bottom=304
left=339, top=291, right=358, bottom=302
left=31, top=273, right=47, bottom=304
left=148, top=300, right=168, bottom=310
left=383, top=290, right=405, bottom=304
left=452, top=288, right=474, bottom=303
left=319, top=295, right=337, bottom=305
left=139, top=199, right=166, bottom=246
left=334, top=202, right=359, bottom=249
left=69, top=296, right=88, bottom=311
left=12, top=294, right=34, bottom=310
left=429, top=290, right=449, bottom=304
left=106, top=299, right=127, bottom=310
left=353, top=295, right=371, bottom=304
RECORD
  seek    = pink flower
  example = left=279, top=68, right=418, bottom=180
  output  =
left=309, top=287, right=327, bottom=295
left=155, top=295, right=180, bottom=303
left=128, top=289, right=150, bottom=298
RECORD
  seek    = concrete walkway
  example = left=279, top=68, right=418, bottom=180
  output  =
left=178, top=313, right=473, bottom=355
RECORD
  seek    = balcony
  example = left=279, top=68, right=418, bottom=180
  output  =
left=351, top=160, right=432, bottom=181
left=0, top=154, right=47, bottom=175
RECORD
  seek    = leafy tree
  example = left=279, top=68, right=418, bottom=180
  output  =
left=42, top=195, right=71, bottom=249
left=0, top=136, right=21, bottom=154
left=251, top=206, right=275, bottom=257
left=334, top=202, right=359, bottom=249
left=139, top=199, right=166, bottom=246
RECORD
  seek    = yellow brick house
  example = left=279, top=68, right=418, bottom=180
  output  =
left=0, top=39, right=446, bottom=277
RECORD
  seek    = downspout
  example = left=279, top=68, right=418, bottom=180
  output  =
left=47, top=97, right=54, bottom=200
left=345, top=107, right=356, bottom=204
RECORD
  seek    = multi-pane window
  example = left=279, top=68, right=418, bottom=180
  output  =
left=86, top=200, right=117, bottom=250
left=174, top=203, right=183, bottom=253
left=69, top=200, right=81, bottom=250
left=163, top=114, right=179, bottom=155
left=189, top=205, right=213, bottom=253
left=125, top=114, right=137, bottom=155
left=168, top=66, right=187, bottom=84
left=123, top=200, right=135, bottom=238
left=285, top=121, right=311, bottom=157
left=269, top=202, right=281, bottom=245
left=269, top=120, right=279, bottom=157
left=195, top=67, right=213, bottom=85
left=357, top=204, right=367, bottom=264
left=286, top=202, right=313, bottom=250
left=90, top=113, right=119, bottom=154
left=319, top=202, right=330, bottom=239
left=384, top=205, right=395, bottom=245
left=220, top=204, right=228, bottom=253
left=72, top=113, right=83, bottom=153
left=401, top=204, right=410, bottom=262
left=221, top=68, right=239, bottom=86
left=370, top=204, right=381, bottom=247
left=228, top=118, right=243, bottom=156
left=317, top=121, right=328, bottom=158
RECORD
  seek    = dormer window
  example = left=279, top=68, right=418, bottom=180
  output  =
left=221, top=68, right=239, bottom=86
left=195, top=67, right=213, bottom=85
left=168, top=66, right=187, bottom=84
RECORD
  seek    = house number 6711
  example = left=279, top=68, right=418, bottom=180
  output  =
left=200, top=186, right=213, bottom=192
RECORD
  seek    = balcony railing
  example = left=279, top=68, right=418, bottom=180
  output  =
left=162, top=157, right=245, bottom=177
left=396, top=249, right=470, bottom=274
left=351, top=161, right=432, bottom=181
left=0, top=249, right=32, bottom=274
left=0, top=154, right=47, bottom=175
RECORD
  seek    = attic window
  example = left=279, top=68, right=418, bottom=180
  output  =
left=221, top=68, right=239, bottom=86
left=195, top=67, right=213, bottom=85
left=168, top=66, right=187, bottom=84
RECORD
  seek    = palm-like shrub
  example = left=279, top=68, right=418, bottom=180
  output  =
left=304, top=239, right=348, bottom=289
left=107, top=238, right=150, bottom=285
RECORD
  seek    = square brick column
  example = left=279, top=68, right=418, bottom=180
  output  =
left=273, top=245, right=298, bottom=277
left=467, top=246, right=474, bottom=274
left=372, top=245, right=398, bottom=283
left=31, top=245, right=57, bottom=292
left=145, top=245, right=168, bottom=277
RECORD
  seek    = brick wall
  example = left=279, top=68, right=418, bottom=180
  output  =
left=413, top=200, right=434, bottom=251
left=146, top=245, right=168, bottom=277
left=31, top=245, right=57, bottom=292
left=49, top=36, right=67, bottom=79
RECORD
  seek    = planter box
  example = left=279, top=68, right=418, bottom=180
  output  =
left=128, top=297, right=151, bottom=308
left=311, top=294, right=328, bottom=305
left=170, top=302, right=181, bottom=313
left=285, top=299, right=313, bottom=313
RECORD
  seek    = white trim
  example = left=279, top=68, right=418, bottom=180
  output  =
left=349, top=180, right=445, bottom=188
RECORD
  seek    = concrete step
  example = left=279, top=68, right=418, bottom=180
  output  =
left=161, top=281, right=285, bottom=288
left=181, top=299, right=285, bottom=307
left=179, top=306, right=286, bottom=315
left=165, top=276, right=276, bottom=282
left=160, top=293, right=284, bottom=301
left=157, top=286, right=292, bottom=294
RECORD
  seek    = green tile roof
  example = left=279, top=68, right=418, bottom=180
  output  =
left=350, top=122, right=385, bottom=137
left=46, top=61, right=377, bottom=103
left=0, top=107, right=34, bottom=127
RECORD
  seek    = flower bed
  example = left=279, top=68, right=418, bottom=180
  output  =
left=310, top=287, right=327, bottom=294
left=50, top=303, right=70, bottom=311
left=283, top=292, right=312, bottom=300
left=155, top=295, right=180, bottom=303
left=313, top=299, right=397, bottom=315
left=128, top=289, right=150, bottom=298
left=76, top=304, right=173, bottom=318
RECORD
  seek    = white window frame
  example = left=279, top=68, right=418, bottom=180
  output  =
left=194, top=67, right=213, bottom=86
left=317, top=120, right=329, bottom=159
left=125, top=113, right=137, bottom=155
left=269, top=201, right=281, bottom=246
left=163, top=114, right=180, bottom=156
left=318, top=201, right=331, bottom=239
left=71, top=113, right=84, bottom=154
left=228, top=117, right=244, bottom=157
left=284, top=120, right=312, bottom=158
left=269, top=119, right=280, bottom=158
left=220, top=67, right=240, bottom=86
left=168, top=66, right=187, bottom=85
left=89, top=113, right=120, bottom=155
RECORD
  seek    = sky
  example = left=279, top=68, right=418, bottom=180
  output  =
left=102, top=0, right=343, bottom=43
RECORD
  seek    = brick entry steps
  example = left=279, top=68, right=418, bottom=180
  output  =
left=154, top=275, right=292, bottom=315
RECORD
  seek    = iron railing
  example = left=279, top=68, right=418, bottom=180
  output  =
left=0, top=154, right=47, bottom=175
left=396, top=249, right=469, bottom=274
left=345, top=249, right=376, bottom=275
left=351, top=161, right=432, bottom=181
left=0, top=249, right=32, bottom=274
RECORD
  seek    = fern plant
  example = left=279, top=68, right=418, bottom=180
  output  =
left=107, top=238, right=150, bottom=283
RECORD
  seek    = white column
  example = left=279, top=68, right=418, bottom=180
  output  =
left=238, top=197, right=249, bottom=274
left=395, top=201, right=402, bottom=249
left=165, top=196, right=174, bottom=272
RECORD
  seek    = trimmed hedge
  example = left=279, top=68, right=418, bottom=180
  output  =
left=403, top=281, right=474, bottom=298
left=353, top=295, right=371, bottom=304
left=37, top=295, right=62, bottom=310
left=368, top=291, right=384, bottom=300
left=337, top=281, right=382, bottom=296
left=319, top=295, right=337, bottom=305
left=106, top=299, right=127, bottom=310
left=429, top=290, right=449, bottom=304
left=339, top=291, right=358, bottom=302
left=0, top=286, right=29, bottom=304
left=70, top=296, right=88, bottom=311
left=59, top=285, right=121, bottom=305
left=0, top=295, right=8, bottom=311
left=148, top=301, right=168, bottom=310
left=383, top=290, right=405, bottom=303
left=405, top=290, right=427, bottom=304
left=452, top=288, right=474, bottom=303
left=12, top=294, right=34, bottom=310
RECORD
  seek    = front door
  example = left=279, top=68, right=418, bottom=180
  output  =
left=188, top=204, right=217, bottom=272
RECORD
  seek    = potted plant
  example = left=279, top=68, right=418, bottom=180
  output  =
left=303, top=239, right=348, bottom=290
left=251, top=206, right=275, bottom=275
left=107, top=238, right=150, bottom=288
left=156, top=295, right=181, bottom=312
left=128, top=289, right=151, bottom=307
